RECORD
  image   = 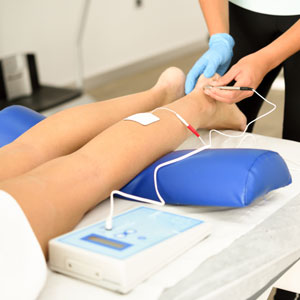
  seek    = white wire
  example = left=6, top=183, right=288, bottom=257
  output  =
left=208, top=89, right=277, bottom=146
left=152, top=107, right=207, bottom=146
left=105, top=144, right=211, bottom=230
left=236, top=134, right=257, bottom=148
left=105, top=88, right=277, bottom=230
left=105, top=190, right=165, bottom=230
left=105, top=107, right=209, bottom=229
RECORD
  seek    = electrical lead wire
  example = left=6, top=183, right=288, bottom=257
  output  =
left=105, top=87, right=277, bottom=230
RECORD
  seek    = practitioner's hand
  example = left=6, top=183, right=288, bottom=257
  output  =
left=185, top=33, right=235, bottom=94
left=204, top=52, right=270, bottom=104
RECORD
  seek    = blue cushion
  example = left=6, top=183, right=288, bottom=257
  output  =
left=0, top=105, right=45, bottom=147
left=121, top=148, right=292, bottom=207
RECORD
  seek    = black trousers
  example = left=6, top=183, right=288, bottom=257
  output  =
left=229, top=3, right=300, bottom=142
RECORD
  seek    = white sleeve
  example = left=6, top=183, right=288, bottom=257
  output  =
left=0, top=190, right=47, bottom=300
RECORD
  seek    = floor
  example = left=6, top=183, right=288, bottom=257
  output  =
left=87, top=50, right=285, bottom=139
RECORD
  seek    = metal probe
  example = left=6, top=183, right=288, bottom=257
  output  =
left=204, top=85, right=253, bottom=91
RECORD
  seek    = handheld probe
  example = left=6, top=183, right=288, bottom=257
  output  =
left=204, top=85, right=253, bottom=91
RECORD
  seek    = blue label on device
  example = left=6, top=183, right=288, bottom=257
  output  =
left=59, top=207, right=203, bottom=260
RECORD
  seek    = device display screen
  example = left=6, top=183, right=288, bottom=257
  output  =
left=82, top=234, right=132, bottom=251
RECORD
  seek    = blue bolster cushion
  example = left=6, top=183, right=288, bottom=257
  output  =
left=0, top=105, right=45, bottom=147
left=121, top=148, right=292, bottom=207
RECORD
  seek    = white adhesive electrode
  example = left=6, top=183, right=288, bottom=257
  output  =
left=124, top=112, right=160, bottom=126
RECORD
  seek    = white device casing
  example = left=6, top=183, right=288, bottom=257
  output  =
left=49, top=209, right=211, bottom=294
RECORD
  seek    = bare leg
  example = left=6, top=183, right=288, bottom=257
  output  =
left=0, top=67, right=186, bottom=181
left=0, top=71, right=246, bottom=256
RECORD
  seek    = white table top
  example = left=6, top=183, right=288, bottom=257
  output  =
left=39, top=96, right=300, bottom=300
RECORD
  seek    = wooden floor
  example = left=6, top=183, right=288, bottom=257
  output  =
left=87, top=50, right=284, bottom=139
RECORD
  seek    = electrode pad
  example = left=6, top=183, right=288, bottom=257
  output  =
left=124, top=113, right=160, bottom=126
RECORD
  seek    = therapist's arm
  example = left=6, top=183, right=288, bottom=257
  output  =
left=185, top=1, right=233, bottom=93
left=199, top=0, right=229, bottom=35
left=206, top=19, right=300, bottom=103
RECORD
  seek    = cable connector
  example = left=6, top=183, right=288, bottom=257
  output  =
left=153, top=107, right=206, bottom=146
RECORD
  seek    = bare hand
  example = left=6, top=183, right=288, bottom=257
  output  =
left=204, top=52, right=269, bottom=104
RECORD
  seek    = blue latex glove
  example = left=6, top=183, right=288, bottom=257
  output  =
left=185, top=33, right=235, bottom=94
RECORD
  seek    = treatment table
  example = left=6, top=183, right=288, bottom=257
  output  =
left=1, top=101, right=300, bottom=300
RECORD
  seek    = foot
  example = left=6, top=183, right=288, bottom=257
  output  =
left=191, top=74, right=247, bottom=131
left=153, top=67, right=186, bottom=106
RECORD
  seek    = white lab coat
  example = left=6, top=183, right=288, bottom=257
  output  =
left=0, top=190, right=47, bottom=300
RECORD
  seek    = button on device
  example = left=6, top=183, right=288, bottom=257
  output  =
left=124, top=229, right=137, bottom=235
left=115, top=229, right=137, bottom=239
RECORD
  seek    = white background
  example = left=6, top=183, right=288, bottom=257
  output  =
left=0, top=0, right=207, bottom=86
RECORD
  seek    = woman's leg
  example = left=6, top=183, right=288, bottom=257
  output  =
left=0, top=68, right=185, bottom=181
left=0, top=73, right=246, bottom=256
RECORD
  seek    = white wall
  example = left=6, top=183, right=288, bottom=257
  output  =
left=0, top=0, right=207, bottom=86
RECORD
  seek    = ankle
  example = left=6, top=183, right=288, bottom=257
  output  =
left=184, top=91, right=217, bottom=129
